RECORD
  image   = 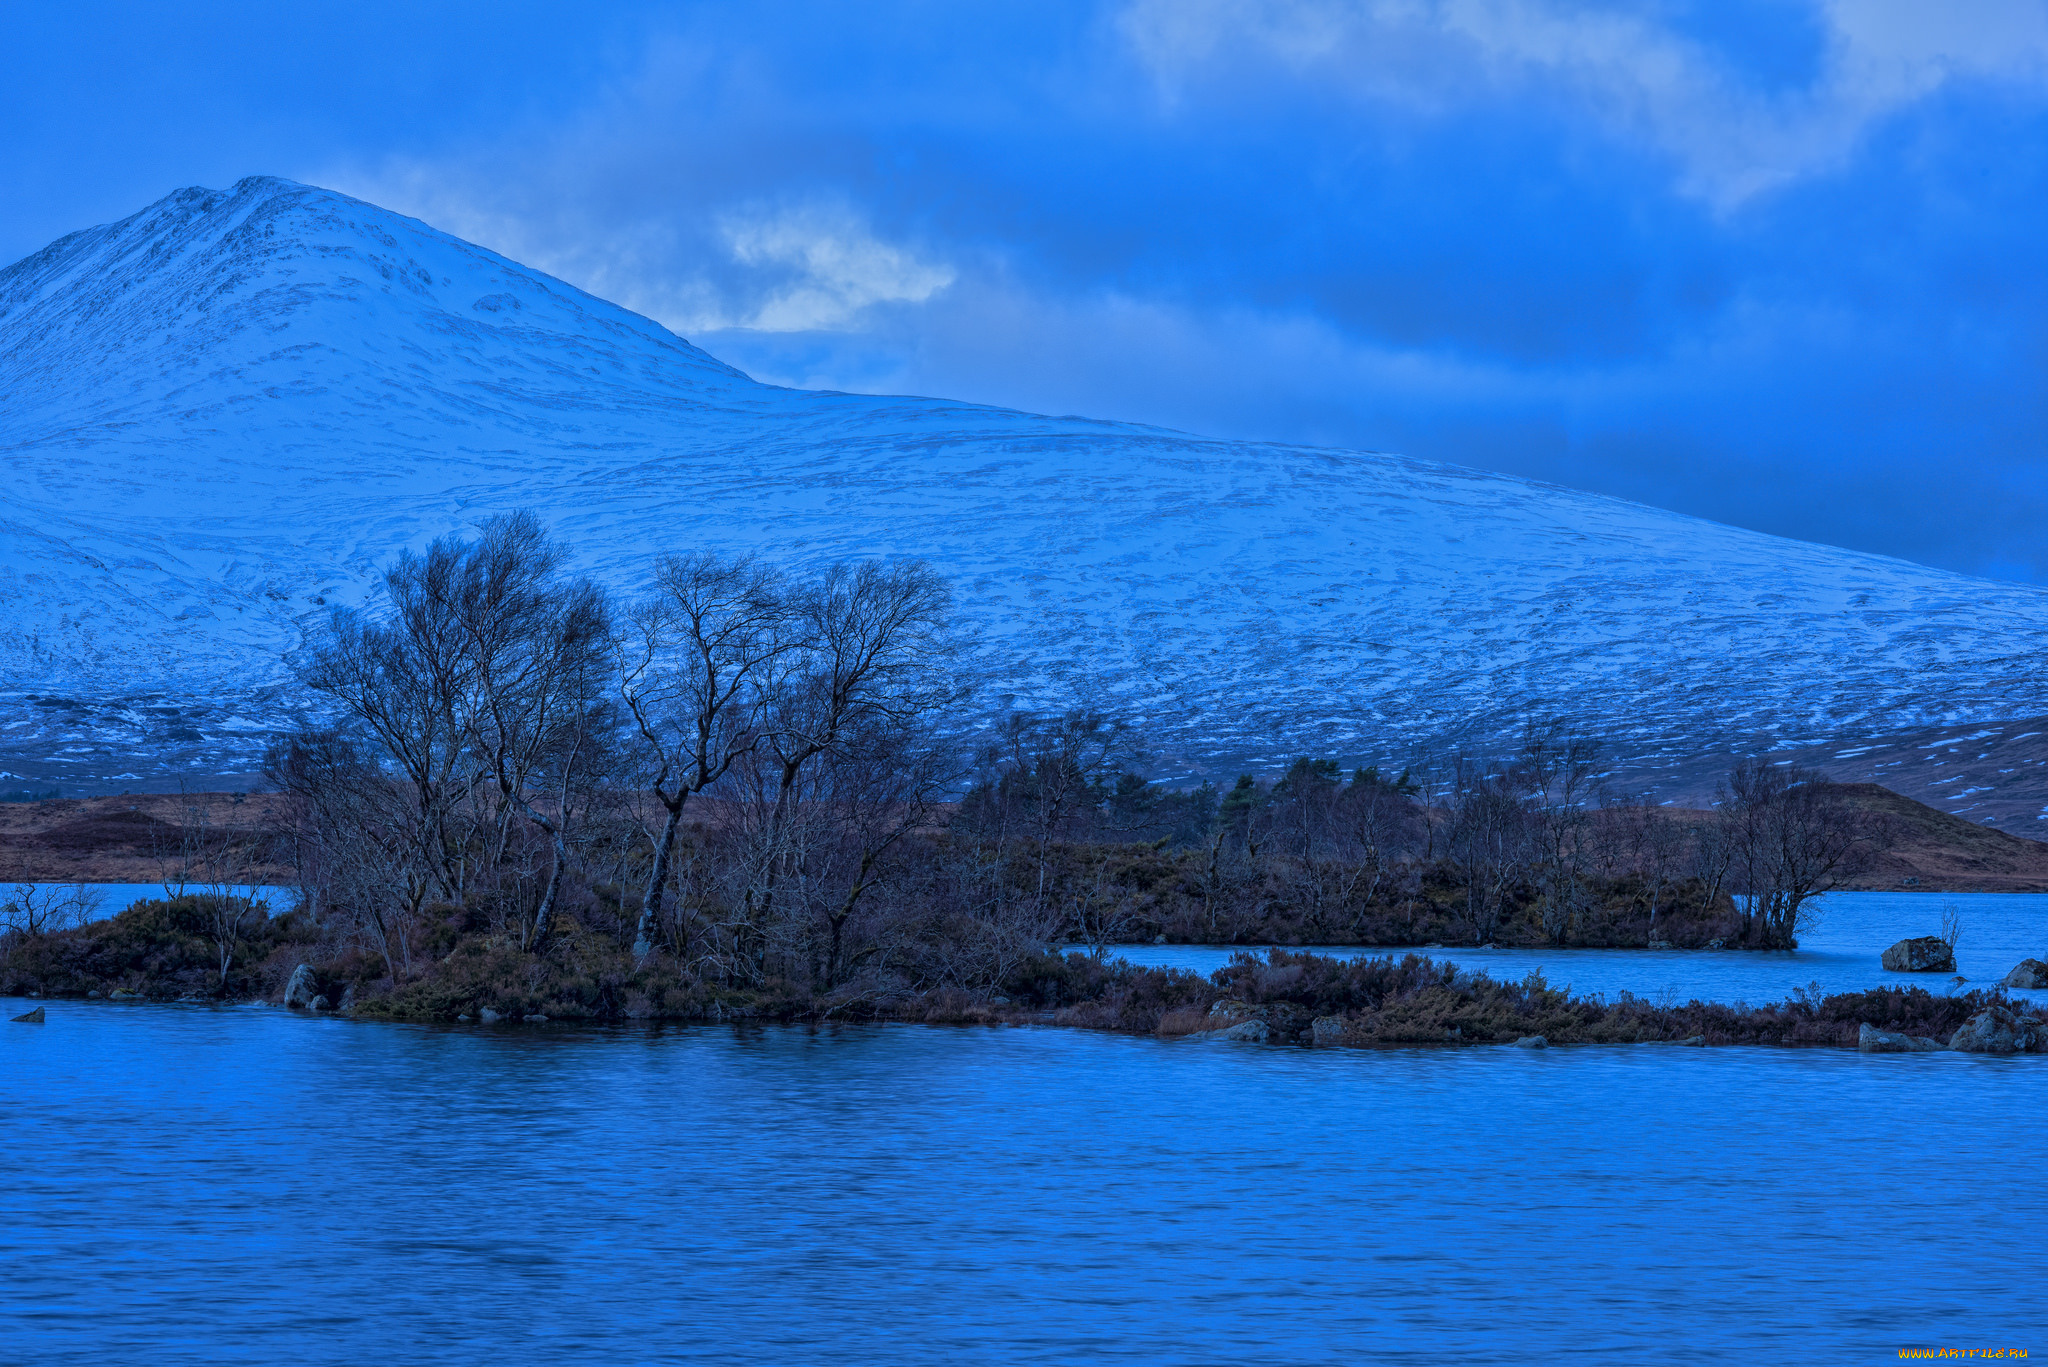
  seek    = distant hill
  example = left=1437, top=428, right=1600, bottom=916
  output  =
left=1828, top=783, right=2048, bottom=892
left=4, top=176, right=2047, bottom=820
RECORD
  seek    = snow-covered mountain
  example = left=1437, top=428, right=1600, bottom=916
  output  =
left=4, top=177, right=2045, bottom=819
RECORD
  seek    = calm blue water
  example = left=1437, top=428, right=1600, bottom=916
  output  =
left=1095, top=892, right=2048, bottom=1007
left=3, top=1000, right=2042, bottom=1364
left=5, top=882, right=284, bottom=921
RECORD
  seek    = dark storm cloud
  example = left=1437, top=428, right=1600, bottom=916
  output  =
left=5, top=0, right=2045, bottom=581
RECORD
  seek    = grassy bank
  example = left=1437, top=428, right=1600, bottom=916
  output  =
left=5, top=894, right=2039, bottom=1052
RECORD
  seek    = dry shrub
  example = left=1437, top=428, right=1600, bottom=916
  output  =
left=1155, top=1003, right=1214, bottom=1037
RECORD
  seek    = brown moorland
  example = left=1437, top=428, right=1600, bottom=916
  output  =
left=0, top=793, right=293, bottom=884
left=1825, top=783, right=2048, bottom=892
left=3, top=782, right=2042, bottom=892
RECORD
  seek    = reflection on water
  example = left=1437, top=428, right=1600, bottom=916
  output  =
left=3, top=1000, right=2044, bottom=1363
left=1096, top=892, right=2048, bottom=1006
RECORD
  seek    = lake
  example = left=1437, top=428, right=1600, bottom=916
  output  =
left=1, top=882, right=286, bottom=923
left=1089, top=891, right=2048, bottom=1008
left=3, top=995, right=2042, bottom=1363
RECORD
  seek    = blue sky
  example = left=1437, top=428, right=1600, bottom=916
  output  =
left=7, top=0, right=2045, bottom=582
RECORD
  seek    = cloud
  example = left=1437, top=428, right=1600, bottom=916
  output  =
left=294, top=0, right=2048, bottom=585
left=722, top=206, right=955, bottom=331
left=1119, top=0, right=2048, bottom=205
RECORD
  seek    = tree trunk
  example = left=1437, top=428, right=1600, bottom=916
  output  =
left=635, top=796, right=687, bottom=960
left=530, top=827, right=567, bottom=952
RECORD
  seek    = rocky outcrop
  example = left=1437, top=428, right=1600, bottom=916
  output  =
left=1311, top=1015, right=1346, bottom=1046
left=1183, top=1003, right=1271, bottom=1042
left=1857, top=1023, right=1943, bottom=1053
left=283, top=964, right=318, bottom=1009
left=2000, top=959, right=2048, bottom=990
left=1880, top=937, right=1956, bottom=973
left=1948, top=1005, right=2048, bottom=1054
left=11, top=1006, right=45, bottom=1023
left=1181, top=998, right=1274, bottom=1042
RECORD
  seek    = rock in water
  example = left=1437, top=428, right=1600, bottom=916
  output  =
left=1514, top=1035, right=1549, bottom=1049
left=1948, top=1005, right=2048, bottom=1054
left=1858, top=1023, right=1943, bottom=1053
left=1880, top=937, right=1956, bottom=973
left=2000, top=959, right=2048, bottom=989
left=308, top=995, right=332, bottom=1013
left=11, top=1006, right=45, bottom=1023
left=283, top=964, right=317, bottom=1009
left=478, top=1007, right=503, bottom=1024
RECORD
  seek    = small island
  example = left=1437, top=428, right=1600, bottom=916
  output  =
left=6, top=521, right=2046, bottom=1056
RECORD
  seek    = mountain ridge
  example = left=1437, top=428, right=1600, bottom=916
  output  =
left=3, top=176, right=2045, bottom=824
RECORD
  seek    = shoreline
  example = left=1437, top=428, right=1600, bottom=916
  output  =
left=11, top=946, right=2043, bottom=1055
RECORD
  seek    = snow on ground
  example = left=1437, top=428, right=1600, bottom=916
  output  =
left=4, top=177, right=2047, bottom=796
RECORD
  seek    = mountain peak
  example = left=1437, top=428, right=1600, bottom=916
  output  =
left=1, top=174, right=748, bottom=434
left=3, top=180, right=2047, bottom=826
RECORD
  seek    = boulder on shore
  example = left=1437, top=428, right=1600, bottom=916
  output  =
left=1880, top=937, right=1956, bottom=973
left=1948, top=1005, right=2048, bottom=1055
left=11, top=1006, right=45, bottom=1023
left=1310, top=1015, right=1347, bottom=1047
left=1857, top=1023, right=1943, bottom=1053
left=283, top=964, right=318, bottom=1009
left=1514, top=1035, right=1548, bottom=1049
left=1186, top=1018, right=1269, bottom=1042
left=2000, top=959, right=2048, bottom=990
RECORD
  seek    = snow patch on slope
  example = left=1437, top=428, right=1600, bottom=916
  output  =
left=3, top=177, right=2046, bottom=788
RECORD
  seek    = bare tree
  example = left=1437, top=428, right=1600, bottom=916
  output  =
left=1611, top=795, right=1686, bottom=942
left=443, top=514, right=613, bottom=948
left=1338, top=768, right=1423, bottom=934
left=1719, top=759, right=1874, bottom=949
left=616, top=553, right=794, bottom=959
left=154, top=788, right=268, bottom=992
left=1264, top=759, right=1419, bottom=938
left=0, top=881, right=103, bottom=938
left=1519, top=724, right=1601, bottom=945
left=1445, top=758, right=1531, bottom=945
left=735, top=560, right=957, bottom=963
left=973, top=710, right=1133, bottom=919
left=304, top=535, right=485, bottom=904
left=722, top=712, right=958, bottom=991
left=1687, top=816, right=1730, bottom=921
left=1266, top=759, right=1345, bottom=935
left=267, top=730, right=430, bottom=982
